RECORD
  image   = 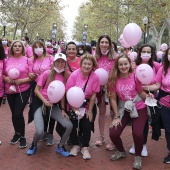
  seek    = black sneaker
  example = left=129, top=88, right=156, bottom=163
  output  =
left=19, top=137, right=27, bottom=149
left=164, top=154, right=170, bottom=163
left=10, top=134, right=20, bottom=144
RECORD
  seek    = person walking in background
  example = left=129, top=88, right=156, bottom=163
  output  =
left=94, top=35, right=116, bottom=151
left=21, top=36, right=33, bottom=58
left=27, top=53, right=72, bottom=156
left=108, top=55, right=153, bottom=169
left=3, top=40, right=33, bottom=148
left=1, top=37, right=9, bottom=58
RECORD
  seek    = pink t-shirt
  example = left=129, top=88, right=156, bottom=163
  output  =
left=25, top=45, right=33, bottom=58
left=67, top=57, right=80, bottom=74
left=32, top=56, right=54, bottom=83
left=4, top=56, right=33, bottom=94
left=0, top=60, right=4, bottom=97
left=97, top=55, right=115, bottom=74
left=110, top=73, right=145, bottom=110
left=155, top=66, right=170, bottom=107
left=37, top=70, right=64, bottom=100
left=66, top=69, right=100, bottom=99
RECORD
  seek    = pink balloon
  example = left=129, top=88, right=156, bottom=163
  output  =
left=47, top=80, right=65, bottom=103
left=8, top=68, right=20, bottom=79
left=123, top=23, right=142, bottom=47
left=119, top=34, right=124, bottom=44
left=95, top=68, right=108, bottom=85
left=119, top=34, right=130, bottom=48
left=67, top=86, right=85, bottom=108
left=136, top=64, right=153, bottom=85
left=129, top=52, right=138, bottom=61
left=156, top=51, right=163, bottom=59
left=160, top=43, right=168, bottom=51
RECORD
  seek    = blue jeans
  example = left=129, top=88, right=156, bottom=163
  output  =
left=160, top=105, right=170, bottom=151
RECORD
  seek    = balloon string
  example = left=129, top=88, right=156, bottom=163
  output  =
left=17, top=85, right=23, bottom=103
left=47, top=106, right=52, bottom=133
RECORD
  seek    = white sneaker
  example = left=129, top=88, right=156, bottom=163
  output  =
left=141, top=144, right=148, bottom=157
left=129, top=144, right=148, bottom=157
left=70, top=145, right=80, bottom=156
left=129, top=144, right=135, bottom=154
left=81, top=147, right=91, bottom=160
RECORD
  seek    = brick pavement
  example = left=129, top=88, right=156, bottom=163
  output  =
left=0, top=103, right=169, bottom=170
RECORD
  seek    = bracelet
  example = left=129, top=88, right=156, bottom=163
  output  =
left=114, top=115, right=120, bottom=119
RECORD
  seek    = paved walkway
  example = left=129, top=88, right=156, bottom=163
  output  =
left=0, top=103, right=169, bottom=170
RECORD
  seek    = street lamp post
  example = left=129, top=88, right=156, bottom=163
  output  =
left=36, top=33, right=39, bottom=40
left=82, top=24, right=88, bottom=43
left=52, top=23, right=57, bottom=41
left=25, top=28, right=28, bottom=36
left=142, top=16, right=148, bottom=44
left=2, top=20, right=7, bottom=37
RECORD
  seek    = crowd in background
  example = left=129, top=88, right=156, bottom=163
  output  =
left=0, top=35, right=170, bottom=170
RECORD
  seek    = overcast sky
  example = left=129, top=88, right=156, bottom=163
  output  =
left=59, top=0, right=89, bottom=41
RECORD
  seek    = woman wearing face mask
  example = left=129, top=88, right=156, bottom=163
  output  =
left=45, top=41, right=54, bottom=56
left=30, top=40, right=55, bottom=146
left=94, top=35, right=117, bottom=150
left=21, top=36, right=33, bottom=58
left=128, top=44, right=161, bottom=156
left=77, top=45, right=86, bottom=57
left=3, top=40, right=33, bottom=148
left=142, top=47, right=170, bottom=163
left=1, top=37, right=9, bottom=58
left=27, top=53, right=73, bottom=156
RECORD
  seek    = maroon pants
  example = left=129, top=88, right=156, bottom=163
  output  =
left=109, top=107, right=147, bottom=156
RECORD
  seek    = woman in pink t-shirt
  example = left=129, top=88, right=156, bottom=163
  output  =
left=66, top=54, right=100, bottom=160
left=129, top=44, right=161, bottom=156
left=27, top=53, right=72, bottom=156
left=0, top=40, right=6, bottom=106
left=94, top=35, right=116, bottom=150
left=143, top=47, right=170, bottom=164
left=1, top=37, right=9, bottom=58
left=3, top=40, right=33, bottom=149
left=30, top=40, right=54, bottom=145
left=108, top=55, right=153, bottom=169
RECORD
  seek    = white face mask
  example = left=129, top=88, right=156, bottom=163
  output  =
left=101, top=50, right=109, bottom=55
left=141, top=53, right=151, bottom=62
left=34, top=48, right=43, bottom=56
left=2, top=41, right=7, bottom=45
left=53, top=67, right=65, bottom=73
left=145, top=97, right=157, bottom=107
left=168, top=55, right=170, bottom=62
left=118, top=50, right=121, bottom=54
left=21, top=41, right=26, bottom=45
left=79, top=50, right=84, bottom=54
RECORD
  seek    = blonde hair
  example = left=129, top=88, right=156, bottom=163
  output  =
left=9, top=40, right=26, bottom=56
left=80, top=53, right=98, bottom=69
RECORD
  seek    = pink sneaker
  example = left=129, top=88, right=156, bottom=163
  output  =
left=106, top=143, right=115, bottom=151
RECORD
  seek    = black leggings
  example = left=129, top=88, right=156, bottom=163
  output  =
left=0, top=97, right=3, bottom=107
left=7, top=88, right=30, bottom=136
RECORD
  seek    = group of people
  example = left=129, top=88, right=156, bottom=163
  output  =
left=0, top=34, right=170, bottom=170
